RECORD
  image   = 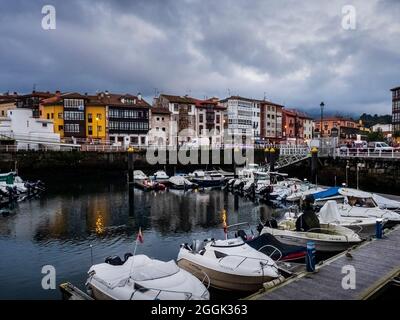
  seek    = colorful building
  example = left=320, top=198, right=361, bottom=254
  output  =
left=391, top=86, right=400, bottom=134
left=85, top=96, right=106, bottom=141
left=260, top=101, right=284, bottom=143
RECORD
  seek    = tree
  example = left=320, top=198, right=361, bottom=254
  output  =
left=367, top=131, right=384, bottom=142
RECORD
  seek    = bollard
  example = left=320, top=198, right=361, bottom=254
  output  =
left=306, top=241, right=316, bottom=272
left=376, top=219, right=383, bottom=239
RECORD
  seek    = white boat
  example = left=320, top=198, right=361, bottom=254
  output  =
left=177, top=237, right=280, bottom=292
left=372, top=194, right=400, bottom=212
left=150, top=170, right=169, bottom=182
left=133, top=170, right=148, bottom=180
left=86, top=254, right=210, bottom=300
left=314, top=188, right=400, bottom=223
left=318, top=200, right=382, bottom=238
left=260, top=217, right=362, bottom=252
left=286, top=187, right=327, bottom=202
left=168, top=176, right=194, bottom=190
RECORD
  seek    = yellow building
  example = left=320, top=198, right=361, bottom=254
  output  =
left=86, top=100, right=106, bottom=141
left=39, top=100, right=65, bottom=137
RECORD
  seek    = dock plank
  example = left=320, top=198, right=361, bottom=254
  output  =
left=254, top=226, right=400, bottom=300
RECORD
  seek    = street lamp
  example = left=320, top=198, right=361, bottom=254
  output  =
left=320, top=102, right=325, bottom=137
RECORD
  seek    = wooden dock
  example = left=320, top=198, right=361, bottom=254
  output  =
left=249, top=225, right=400, bottom=300
left=60, top=282, right=93, bottom=300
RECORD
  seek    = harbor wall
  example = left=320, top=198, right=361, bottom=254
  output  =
left=1, top=150, right=399, bottom=195
left=281, top=157, right=400, bottom=195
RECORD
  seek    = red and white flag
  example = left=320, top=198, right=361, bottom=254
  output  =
left=136, top=227, right=144, bottom=243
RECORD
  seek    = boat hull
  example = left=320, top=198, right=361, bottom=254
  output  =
left=261, top=228, right=360, bottom=252
left=177, top=258, right=274, bottom=292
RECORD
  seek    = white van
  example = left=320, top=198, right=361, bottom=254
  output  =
left=368, top=141, right=393, bottom=152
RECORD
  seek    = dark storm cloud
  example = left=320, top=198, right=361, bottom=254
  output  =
left=0, top=0, right=399, bottom=114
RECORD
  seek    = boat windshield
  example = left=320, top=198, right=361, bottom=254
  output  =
left=347, top=196, right=377, bottom=208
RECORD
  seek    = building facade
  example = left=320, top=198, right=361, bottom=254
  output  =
left=149, top=106, right=171, bottom=146
left=219, top=96, right=262, bottom=143
left=391, top=86, right=400, bottom=134
left=96, top=92, right=150, bottom=147
left=40, top=92, right=89, bottom=141
left=0, top=108, right=60, bottom=150
left=314, top=116, right=361, bottom=143
left=260, top=101, right=284, bottom=143
left=153, top=94, right=197, bottom=146
left=193, top=98, right=226, bottom=147
left=17, top=91, right=53, bottom=118
left=0, top=93, right=18, bottom=117
left=85, top=96, right=106, bottom=142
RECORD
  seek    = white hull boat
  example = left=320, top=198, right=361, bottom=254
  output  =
left=318, top=200, right=382, bottom=238
left=86, top=254, right=209, bottom=300
left=168, top=176, right=194, bottom=189
left=177, top=238, right=280, bottom=292
left=261, top=219, right=362, bottom=252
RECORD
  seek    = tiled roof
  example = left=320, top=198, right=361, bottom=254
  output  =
left=159, top=94, right=196, bottom=104
left=150, top=107, right=171, bottom=114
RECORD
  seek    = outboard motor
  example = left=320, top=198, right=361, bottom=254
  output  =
left=105, top=255, right=123, bottom=266
left=124, top=252, right=133, bottom=263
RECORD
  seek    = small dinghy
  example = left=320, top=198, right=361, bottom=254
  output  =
left=260, top=217, right=362, bottom=252
left=318, top=200, right=382, bottom=238
left=177, top=238, right=280, bottom=292
left=86, top=254, right=210, bottom=300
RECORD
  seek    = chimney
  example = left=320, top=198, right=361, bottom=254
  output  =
left=138, top=92, right=142, bottom=101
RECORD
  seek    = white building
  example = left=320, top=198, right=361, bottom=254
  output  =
left=371, top=123, right=392, bottom=133
left=220, top=96, right=262, bottom=143
left=0, top=109, right=60, bottom=150
left=303, top=118, right=314, bottom=141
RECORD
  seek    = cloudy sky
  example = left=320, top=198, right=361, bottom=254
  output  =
left=1, top=0, right=399, bottom=115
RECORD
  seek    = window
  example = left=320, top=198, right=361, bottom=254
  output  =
left=199, top=125, right=204, bottom=133
left=96, top=114, right=102, bottom=120
left=51, top=113, right=54, bottom=119
left=98, top=126, right=102, bottom=132
left=88, top=126, right=93, bottom=135
left=64, top=124, right=80, bottom=133
left=58, top=113, right=63, bottom=119
left=88, top=113, right=92, bottom=123
left=174, top=104, right=179, bottom=112
left=58, top=125, right=63, bottom=131
left=162, top=117, right=164, bottom=121
left=47, top=113, right=50, bottom=119
left=131, top=136, right=139, bottom=144
left=162, top=127, right=166, bottom=131
left=157, top=117, right=160, bottom=121
left=141, top=137, right=146, bottom=145
left=216, top=114, right=220, bottom=123
left=199, top=114, right=204, bottom=123
left=42, top=123, right=47, bottom=128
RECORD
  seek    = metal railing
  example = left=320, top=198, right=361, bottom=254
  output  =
left=335, top=148, right=400, bottom=159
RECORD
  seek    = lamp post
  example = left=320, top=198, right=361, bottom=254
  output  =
left=320, top=102, right=325, bottom=137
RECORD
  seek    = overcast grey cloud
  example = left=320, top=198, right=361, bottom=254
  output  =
left=1, top=0, right=399, bottom=115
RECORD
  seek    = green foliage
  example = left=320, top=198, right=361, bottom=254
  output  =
left=367, top=131, right=385, bottom=142
left=359, top=113, right=392, bottom=128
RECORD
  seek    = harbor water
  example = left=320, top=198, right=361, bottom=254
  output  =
left=0, top=172, right=281, bottom=299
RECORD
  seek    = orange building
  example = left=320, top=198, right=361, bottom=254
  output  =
left=314, top=117, right=358, bottom=137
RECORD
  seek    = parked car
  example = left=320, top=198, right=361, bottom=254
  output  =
left=368, top=141, right=394, bottom=152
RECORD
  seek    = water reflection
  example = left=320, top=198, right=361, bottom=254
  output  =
left=0, top=176, right=282, bottom=299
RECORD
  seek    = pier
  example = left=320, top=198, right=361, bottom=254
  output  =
left=248, top=225, right=400, bottom=300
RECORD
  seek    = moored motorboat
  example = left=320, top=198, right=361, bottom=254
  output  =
left=168, top=176, right=195, bottom=190
left=86, top=254, right=210, bottom=300
left=260, top=217, right=362, bottom=252
left=150, top=170, right=170, bottom=184
left=318, top=200, right=382, bottom=238
left=177, top=237, right=280, bottom=292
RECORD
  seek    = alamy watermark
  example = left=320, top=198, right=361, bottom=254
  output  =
left=342, top=5, right=356, bottom=30
left=145, top=128, right=255, bottom=165
left=41, top=265, right=56, bottom=290
left=341, top=265, right=356, bottom=290
left=41, top=5, right=56, bottom=30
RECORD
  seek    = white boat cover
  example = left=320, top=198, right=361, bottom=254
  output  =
left=91, top=255, right=180, bottom=289
left=169, top=176, right=192, bottom=186
left=339, top=188, right=373, bottom=199
left=319, top=200, right=342, bottom=223
left=373, top=194, right=400, bottom=209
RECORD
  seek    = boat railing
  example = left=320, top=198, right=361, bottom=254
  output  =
left=199, top=270, right=211, bottom=298
left=218, top=254, right=275, bottom=270
left=257, top=244, right=283, bottom=261
left=133, top=286, right=195, bottom=301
